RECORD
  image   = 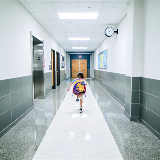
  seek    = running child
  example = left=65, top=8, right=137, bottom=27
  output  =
left=67, top=72, right=87, bottom=113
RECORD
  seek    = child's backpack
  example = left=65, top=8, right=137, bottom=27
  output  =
left=73, top=79, right=86, bottom=95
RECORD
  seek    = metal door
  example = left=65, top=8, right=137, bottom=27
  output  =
left=33, top=43, right=45, bottom=99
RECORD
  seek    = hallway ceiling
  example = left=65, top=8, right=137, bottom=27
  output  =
left=19, top=0, right=129, bottom=52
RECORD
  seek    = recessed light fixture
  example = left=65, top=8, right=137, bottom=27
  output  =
left=68, top=38, right=90, bottom=40
left=72, top=47, right=87, bottom=49
left=58, top=12, right=99, bottom=19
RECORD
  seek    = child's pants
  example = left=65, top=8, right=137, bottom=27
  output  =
left=78, top=95, right=83, bottom=100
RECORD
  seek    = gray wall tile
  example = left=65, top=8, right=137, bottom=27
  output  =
left=22, top=76, right=32, bottom=89
left=23, top=86, right=32, bottom=101
left=0, top=79, right=10, bottom=97
left=132, top=77, right=140, bottom=90
left=131, top=104, right=140, bottom=116
left=0, top=76, right=33, bottom=134
left=117, top=74, right=125, bottom=84
left=0, top=95, right=11, bottom=114
left=147, top=109, right=160, bottom=134
left=139, top=105, right=147, bottom=121
left=11, top=90, right=23, bottom=107
left=12, top=103, right=24, bottom=122
left=147, top=94, right=160, bottom=116
left=23, top=97, right=33, bottom=113
left=140, top=77, right=148, bottom=92
left=148, top=79, right=160, bottom=98
left=131, top=91, right=140, bottom=103
left=0, top=110, right=12, bottom=132
left=11, top=77, right=23, bottom=93
left=140, top=91, right=147, bottom=107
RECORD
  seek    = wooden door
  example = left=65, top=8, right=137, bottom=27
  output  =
left=72, top=59, right=79, bottom=78
left=80, top=59, right=87, bottom=78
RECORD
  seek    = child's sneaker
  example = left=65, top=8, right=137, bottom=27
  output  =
left=76, top=98, right=79, bottom=101
left=79, top=108, right=83, bottom=113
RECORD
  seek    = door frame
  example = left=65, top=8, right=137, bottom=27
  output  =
left=30, top=31, right=44, bottom=102
left=51, top=49, right=56, bottom=89
left=56, top=52, right=60, bottom=86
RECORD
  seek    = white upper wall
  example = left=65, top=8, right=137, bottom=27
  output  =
left=0, top=1, right=66, bottom=80
left=141, top=0, right=160, bottom=80
left=94, top=15, right=127, bottom=74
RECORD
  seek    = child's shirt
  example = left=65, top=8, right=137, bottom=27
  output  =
left=73, top=78, right=86, bottom=84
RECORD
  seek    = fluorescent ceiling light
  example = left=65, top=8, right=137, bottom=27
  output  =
left=72, top=47, right=87, bottom=49
left=68, top=38, right=90, bottom=40
left=58, top=13, right=98, bottom=19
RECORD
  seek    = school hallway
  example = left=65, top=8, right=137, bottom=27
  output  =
left=0, top=78, right=159, bottom=160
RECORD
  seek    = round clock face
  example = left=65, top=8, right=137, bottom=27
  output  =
left=105, top=27, right=114, bottom=37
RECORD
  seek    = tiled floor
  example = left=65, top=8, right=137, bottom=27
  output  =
left=0, top=79, right=160, bottom=160
left=32, top=80, right=123, bottom=159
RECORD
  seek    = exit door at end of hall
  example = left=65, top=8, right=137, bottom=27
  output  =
left=72, top=59, right=87, bottom=78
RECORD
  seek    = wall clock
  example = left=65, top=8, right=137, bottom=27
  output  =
left=105, top=27, right=118, bottom=37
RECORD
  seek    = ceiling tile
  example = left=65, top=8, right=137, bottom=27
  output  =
left=66, top=32, right=92, bottom=37
left=79, top=19, right=97, bottom=25
left=50, top=30, right=66, bottom=34
left=59, top=43, right=71, bottom=46
left=62, top=24, right=79, bottom=32
left=25, top=0, right=51, bottom=2
left=96, top=19, right=117, bottom=24
left=98, top=11, right=122, bottom=19
left=45, top=24, right=64, bottom=30
left=19, top=0, right=26, bottom=3
left=101, top=3, right=127, bottom=13
left=116, top=11, right=127, bottom=20
left=52, top=0, right=77, bottom=2
left=53, top=35, right=68, bottom=39
left=104, top=0, right=129, bottom=2
left=36, top=13, right=59, bottom=19
left=93, top=24, right=109, bottom=32
left=53, top=3, right=78, bottom=12
left=66, top=32, right=80, bottom=37
left=22, top=3, right=33, bottom=12
left=78, top=32, right=93, bottom=37
left=91, top=35, right=106, bottom=40
left=31, top=13, right=40, bottom=19
left=78, top=3, right=103, bottom=12
left=78, top=0, right=104, bottom=2
left=79, top=24, right=95, bottom=32
left=27, top=3, right=55, bottom=12
left=42, top=19, right=61, bottom=24
left=79, top=42, right=90, bottom=47
left=55, top=39, right=69, bottom=44
left=60, top=19, right=78, bottom=25
left=51, top=32, right=67, bottom=36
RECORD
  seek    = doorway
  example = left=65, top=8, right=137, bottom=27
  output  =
left=56, top=52, right=60, bottom=86
left=31, top=33, right=45, bottom=99
left=71, top=59, right=87, bottom=78
left=51, top=50, right=56, bottom=89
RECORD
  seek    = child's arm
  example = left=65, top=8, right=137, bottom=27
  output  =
left=67, top=82, right=73, bottom=91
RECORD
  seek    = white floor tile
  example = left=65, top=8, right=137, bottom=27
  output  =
left=32, top=83, right=123, bottom=160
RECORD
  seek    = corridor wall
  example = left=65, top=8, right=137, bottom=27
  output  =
left=0, top=1, right=66, bottom=136
left=94, top=0, right=160, bottom=139
left=94, top=15, right=127, bottom=106
left=139, top=0, right=160, bottom=138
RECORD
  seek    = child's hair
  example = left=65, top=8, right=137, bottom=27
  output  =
left=77, top=72, right=84, bottom=79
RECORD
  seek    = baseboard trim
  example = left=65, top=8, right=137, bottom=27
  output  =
left=0, top=106, right=34, bottom=138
